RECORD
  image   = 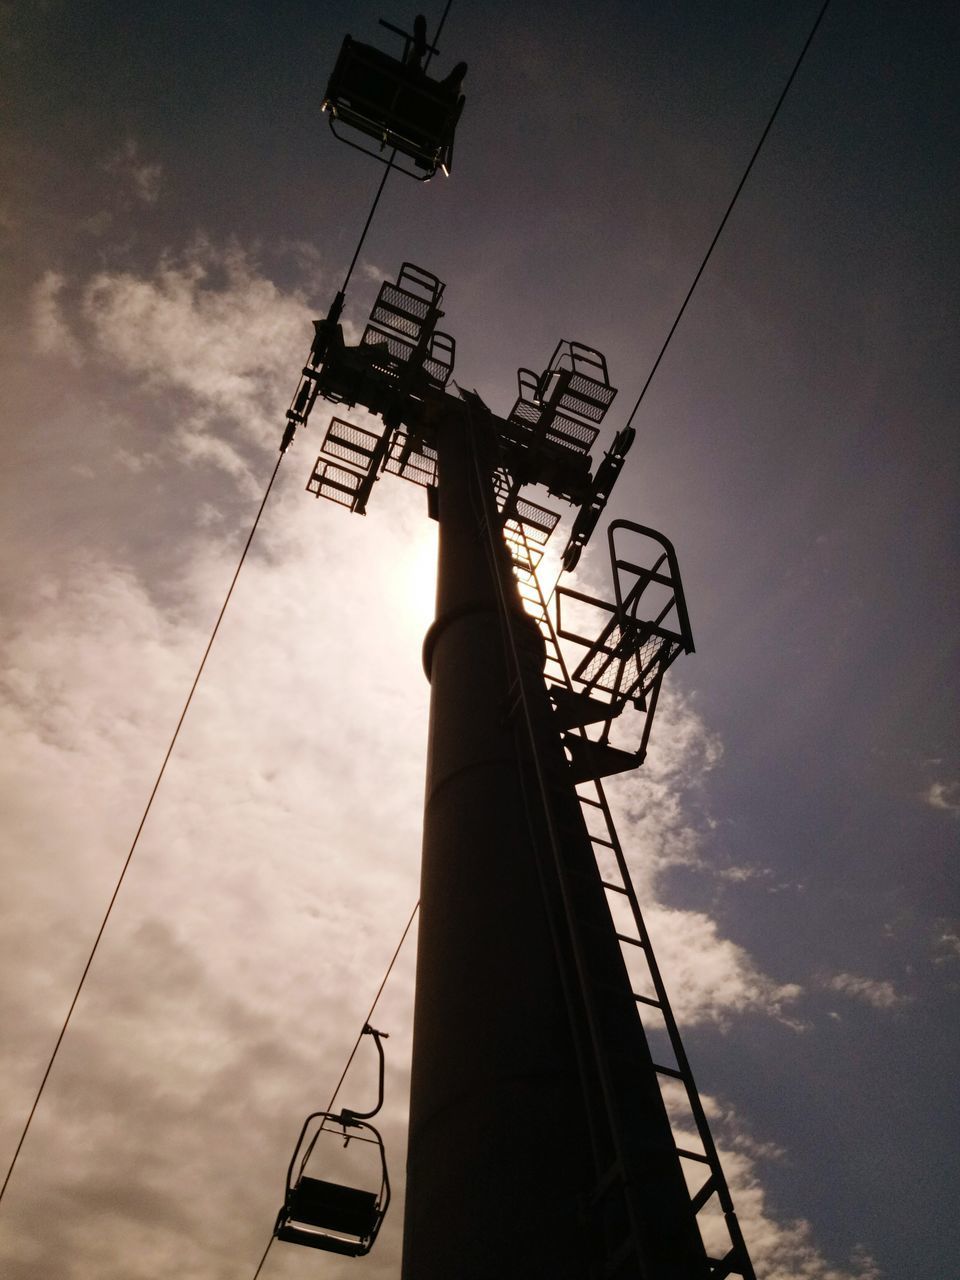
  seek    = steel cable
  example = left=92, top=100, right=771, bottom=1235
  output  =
left=0, top=453, right=285, bottom=1209
left=250, top=900, right=420, bottom=1280
left=338, top=0, right=455, bottom=296
left=622, top=0, right=833, bottom=432
left=1, top=0, right=460, bottom=1215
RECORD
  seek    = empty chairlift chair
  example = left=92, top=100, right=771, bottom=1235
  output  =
left=322, top=16, right=467, bottom=179
left=274, top=1025, right=391, bottom=1257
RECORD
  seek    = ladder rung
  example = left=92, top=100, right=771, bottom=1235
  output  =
left=590, top=835, right=616, bottom=850
left=705, top=1246, right=740, bottom=1280
left=602, top=1234, right=637, bottom=1276
left=577, top=794, right=603, bottom=808
left=600, top=879, right=629, bottom=895
left=615, top=931, right=643, bottom=947
left=653, top=1063, right=685, bottom=1080
left=588, top=1160, right=625, bottom=1207
left=634, top=992, right=660, bottom=1008
left=675, top=1146, right=711, bottom=1164
left=690, top=1173, right=717, bottom=1214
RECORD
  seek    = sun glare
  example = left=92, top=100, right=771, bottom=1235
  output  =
left=400, top=524, right=438, bottom=627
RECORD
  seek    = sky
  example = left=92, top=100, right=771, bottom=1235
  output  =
left=0, top=0, right=957, bottom=1277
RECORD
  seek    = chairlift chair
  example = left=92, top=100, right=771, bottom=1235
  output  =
left=322, top=18, right=466, bottom=179
left=274, top=1026, right=391, bottom=1257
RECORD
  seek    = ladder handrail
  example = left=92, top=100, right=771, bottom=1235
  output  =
left=510, top=516, right=755, bottom=1280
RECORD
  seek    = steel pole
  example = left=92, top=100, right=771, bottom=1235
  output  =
left=402, top=401, right=708, bottom=1278
left=402, top=405, right=596, bottom=1277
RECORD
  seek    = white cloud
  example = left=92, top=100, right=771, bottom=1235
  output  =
left=823, top=971, right=909, bottom=1009
left=596, top=693, right=804, bottom=1027
left=604, top=692, right=723, bottom=888
left=717, top=863, right=770, bottom=882
left=923, top=780, right=960, bottom=813
left=0, top=472, right=430, bottom=1278
left=2, top=238, right=867, bottom=1280
left=644, top=905, right=803, bottom=1027
left=732, top=1166, right=882, bottom=1280
left=28, top=239, right=326, bottom=488
left=659, top=1085, right=880, bottom=1280
left=80, top=238, right=311, bottom=434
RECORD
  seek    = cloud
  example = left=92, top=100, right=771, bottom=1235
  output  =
left=822, top=971, right=910, bottom=1009
left=717, top=863, right=771, bottom=882
left=596, top=693, right=804, bottom=1027
left=2, top=236, right=865, bottom=1279
left=604, top=692, right=723, bottom=886
left=29, top=270, right=83, bottom=364
left=658, top=1085, right=880, bottom=1280
left=643, top=905, right=803, bottom=1027
left=0, top=471, right=429, bottom=1277
left=80, top=238, right=311, bottom=432
left=932, top=925, right=960, bottom=965
left=104, top=138, right=163, bottom=206
left=923, top=780, right=960, bottom=813
left=735, top=1177, right=881, bottom=1280
left=29, top=238, right=325, bottom=489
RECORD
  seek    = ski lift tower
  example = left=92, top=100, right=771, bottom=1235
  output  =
left=277, top=261, right=754, bottom=1279
left=272, top=15, right=755, bottom=1278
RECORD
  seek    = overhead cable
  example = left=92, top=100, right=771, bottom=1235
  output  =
left=622, top=0, right=833, bottom=431
left=338, top=0, right=455, bottom=297
left=250, top=900, right=421, bottom=1280
left=0, top=453, right=284, bottom=1211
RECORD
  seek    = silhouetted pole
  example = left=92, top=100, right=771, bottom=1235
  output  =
left=402, top=403, right=708, bottom=1278
left=403, top=402, right=593, bottom=1276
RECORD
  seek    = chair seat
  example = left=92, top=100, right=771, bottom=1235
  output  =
left=276, top=1223, right=367, bottom=1256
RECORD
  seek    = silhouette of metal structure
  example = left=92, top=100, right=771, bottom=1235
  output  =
left=275, top=256, right=756, bottom=1279
left=322, top=16, right=466, bottom=178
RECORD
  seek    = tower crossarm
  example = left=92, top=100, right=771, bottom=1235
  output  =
left=292, top=265, right=624, bottom=533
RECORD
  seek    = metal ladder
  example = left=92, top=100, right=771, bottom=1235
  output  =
left=503, top=510, right=755, bottom=1280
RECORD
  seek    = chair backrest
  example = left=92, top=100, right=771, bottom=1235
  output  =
left=324, top=38, right=463, bottom=175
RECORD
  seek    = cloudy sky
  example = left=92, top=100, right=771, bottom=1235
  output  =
left=1, top=0, right=957, bottom=1277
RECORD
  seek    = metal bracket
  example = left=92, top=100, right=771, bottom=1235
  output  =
left=554, top=521, right=693, bottom=767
